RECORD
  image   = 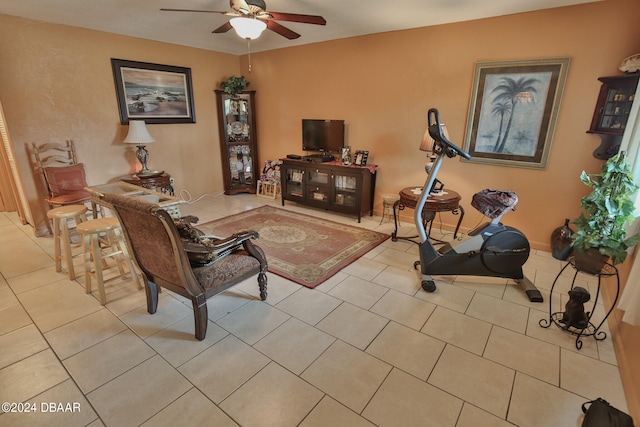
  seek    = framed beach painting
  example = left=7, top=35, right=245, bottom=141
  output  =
left=111, top=59, right=196, bottom=124
left=463, top=58, right=570, bottom=169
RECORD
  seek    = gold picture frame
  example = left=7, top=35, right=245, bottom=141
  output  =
left=463, top=58, right=570, bottom=169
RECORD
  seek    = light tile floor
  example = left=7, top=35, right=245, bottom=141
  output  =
left=0, top=194, right=629, bottom=426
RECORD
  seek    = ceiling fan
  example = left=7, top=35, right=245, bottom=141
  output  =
left=160, top=0, right=326, bottom=40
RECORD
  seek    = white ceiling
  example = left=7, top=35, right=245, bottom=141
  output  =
left=0, top=0, right=601, bottom=55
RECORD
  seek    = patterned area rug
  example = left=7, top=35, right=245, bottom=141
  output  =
left=197, top=206, right=389, bottom=288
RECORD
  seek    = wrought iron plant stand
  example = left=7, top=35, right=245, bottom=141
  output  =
left=539, top=256, right=620, bottom=350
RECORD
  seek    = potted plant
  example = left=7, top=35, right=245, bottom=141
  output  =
left=571, top=151, right=639, bottom=274
left=220, top=76, right=249, bottom=97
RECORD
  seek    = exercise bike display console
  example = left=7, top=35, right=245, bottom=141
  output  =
left=412, top=108, right=543, bottom=303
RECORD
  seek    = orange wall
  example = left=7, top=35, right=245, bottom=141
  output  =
left=0, top=15, right=239, bottom=235
left=1, top=0, right=640, bottom=246
left=246, top=0, right=640, bottom=250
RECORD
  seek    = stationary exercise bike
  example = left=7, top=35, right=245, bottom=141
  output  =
left=413, top=108, right=543, bottom=303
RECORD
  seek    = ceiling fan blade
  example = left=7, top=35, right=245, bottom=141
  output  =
left=267, top=12, right=326, bottom=26
left=212, top=21, right=234, bottom=34
left=160, top=8, right=229, bottom=15
left=266, top=20, right=301, bottom=39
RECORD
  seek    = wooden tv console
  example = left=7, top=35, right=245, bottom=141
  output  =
left=280, top=159, right=376, bottom=222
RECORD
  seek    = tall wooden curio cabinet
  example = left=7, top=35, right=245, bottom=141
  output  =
left=215, top=90, right=258, bottom=195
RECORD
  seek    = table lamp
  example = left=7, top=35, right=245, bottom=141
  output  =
left=420, top=123, right=449, bottom=153
left=123, top=120, right=160, bottom=177
left=420, top=123, right=448, bottom=194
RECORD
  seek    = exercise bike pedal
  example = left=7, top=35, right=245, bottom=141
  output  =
left=421, top=280, right=436, bottom=292
left=515, top=277, right=544, bottom=303
left=525, top=290, right=544, bottom=303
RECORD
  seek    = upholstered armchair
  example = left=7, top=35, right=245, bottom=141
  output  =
left=101, top=192, right=268, bottom=340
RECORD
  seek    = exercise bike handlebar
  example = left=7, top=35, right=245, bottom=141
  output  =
left=415, top=108, right=469, bottom=242
left=427, top=108, right=471, bottom=160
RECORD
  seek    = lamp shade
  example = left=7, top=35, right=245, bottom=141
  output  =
left=230, top=17, right=267, bottom=39
left=123, top=120, right=155, bottom=144
left=420, top=124, right=449, bottom=152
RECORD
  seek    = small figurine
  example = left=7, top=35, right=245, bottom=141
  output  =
left=560, top=286, right=591, bottom=330
left=260, top=160, right=273, bottom=182
left=268, top=161, right=281, bottom=184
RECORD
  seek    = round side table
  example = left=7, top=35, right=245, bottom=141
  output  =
left=120, top=173, right=174, bottom=196
left=392, top=186, right=464, bottom=243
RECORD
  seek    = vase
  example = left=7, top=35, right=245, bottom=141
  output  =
left=550, top=218, right=574, bottom=261
left=574, top=248, right=609, bottom=275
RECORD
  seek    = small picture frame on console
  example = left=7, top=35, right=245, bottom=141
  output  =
left=354, top=150, right=369, bottom=166
left=341, top=147, right=351, bottom=165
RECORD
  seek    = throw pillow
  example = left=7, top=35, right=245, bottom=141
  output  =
left=44, top=164, right=87, bottom=196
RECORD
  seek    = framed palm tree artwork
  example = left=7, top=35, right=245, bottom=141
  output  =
left=463, top=58, right=570, bottom=169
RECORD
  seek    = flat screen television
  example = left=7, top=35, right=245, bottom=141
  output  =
left=302, top=119, right=345, bottom=153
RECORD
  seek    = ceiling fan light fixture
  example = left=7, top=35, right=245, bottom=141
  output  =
left=230, top=17, right=267, bottom=39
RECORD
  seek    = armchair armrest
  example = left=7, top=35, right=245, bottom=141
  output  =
left=184, top=230, right=259, bottom=266
left=201, top=230, right=259, bottom=257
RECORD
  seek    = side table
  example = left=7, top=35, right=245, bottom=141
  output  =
left=539, top=257, right=620, bottom=350
left=392, top=186, right=464, bottom=243
left=120, top=173, right=174, bottom=196
left=86, top=181, right=183, bottom=218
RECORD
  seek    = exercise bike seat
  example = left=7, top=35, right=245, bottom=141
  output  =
left=471, top=189, right=518, bottom=219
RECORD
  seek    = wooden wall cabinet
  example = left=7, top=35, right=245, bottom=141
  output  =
left=588, top=74, right=639, bottom=159
left=215, top=90, right=259, bottom=194
left=281, top=159, right=376, bottom=222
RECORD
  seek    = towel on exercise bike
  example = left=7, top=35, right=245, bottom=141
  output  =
left=472, top=189, right=518, bottom=219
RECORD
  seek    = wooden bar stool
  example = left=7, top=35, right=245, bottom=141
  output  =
left=47, top=205, right=88, bottom=280
left=77, top=217, right=141, bottom=305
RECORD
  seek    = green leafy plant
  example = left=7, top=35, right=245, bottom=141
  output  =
left=572, top=152, right=639, bottom=265
left=220, top=76, right=249, bottom=96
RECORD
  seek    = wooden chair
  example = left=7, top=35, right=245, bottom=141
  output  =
left=101, top=192, right=268, bottom=341
left=32, top=140, right=100, bottom=217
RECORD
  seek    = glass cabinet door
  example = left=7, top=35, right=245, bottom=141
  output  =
left=589, top=75, right=639, bottom=136
left=285, top=166, right=304, bottom=198
left=307, top=185, right=330, bottom=203
left=227, top=145, right=253, bottom=187
left=333, top=173, right=358, bottom=208
left=222, top=97, right=251, bottom=142
left=308, top=169, right=329, bottom=185
left=307, top=168, right=330, bottom=204
left=598, top=86, right=635, bottom=131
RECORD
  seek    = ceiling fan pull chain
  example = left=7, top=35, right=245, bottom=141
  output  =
left=247, top=38, right=253, bottom=73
